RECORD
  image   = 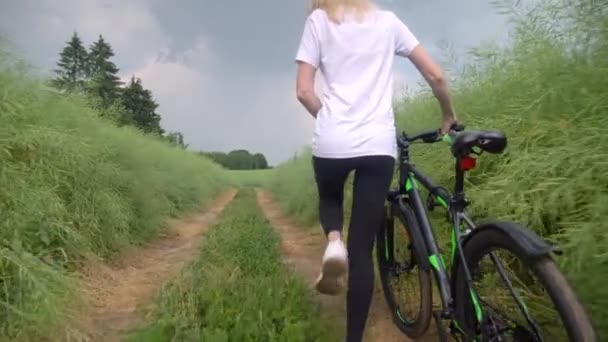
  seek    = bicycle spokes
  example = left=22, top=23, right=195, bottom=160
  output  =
left=387, top=223, right=423, bottom=323
left=480, top=299, right=539, bottom=342
left=469, top=249, right=570, bottom=342
left=488, top=251, right=543, bottom=340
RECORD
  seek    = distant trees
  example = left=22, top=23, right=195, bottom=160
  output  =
left=253, top=153, right=269, bottom=169
left=50, top=32, right=265, bottom=160
left=50, top=31, right=179, bottom=143
left=200, top=150, right=270, bottom=170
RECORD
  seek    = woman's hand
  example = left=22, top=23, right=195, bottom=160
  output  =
left=440, top=114, right=457, bottom=135
left=407, top=46, right=458, bottom=135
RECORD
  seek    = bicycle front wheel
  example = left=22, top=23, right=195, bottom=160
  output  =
left=453, top=223, right=597, bottom=342
left=376, top=201, right=432, bottom=337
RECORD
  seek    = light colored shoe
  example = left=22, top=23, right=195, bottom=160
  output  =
left=315, top=239, right=348, bottom=295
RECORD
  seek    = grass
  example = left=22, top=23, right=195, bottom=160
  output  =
left=268, top=152, right=320, bottom=227
left=0, top=49, right=228, bottom=341
left=126, top=189, right=339, bottom=342
left=224, top=169, right=274, bottom=188
left=269, top=0, right=608, bottom=338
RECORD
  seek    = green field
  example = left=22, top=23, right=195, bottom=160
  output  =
left=0, top=50, right=228, bottom=340
left=225, top=169, right=275, bottom=188
left=270, top=0, right=608, bottom=338
left=126, top=189, right=337, bottom=342
left=0, top=0, right=605, bottom=340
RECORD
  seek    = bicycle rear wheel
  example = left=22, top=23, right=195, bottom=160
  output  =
left=453, top=223, right=597, bottom=342
left=376, top=201, right=432, bottom=337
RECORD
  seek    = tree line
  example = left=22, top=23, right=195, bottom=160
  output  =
left=50, top=32, right=270, bottom=166
left=199, top=150, right=270, bottom=170
left=50, top=32, right=184, bottom=147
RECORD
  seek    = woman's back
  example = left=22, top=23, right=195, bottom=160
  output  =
left=296, top=7, right=419, bottom=159
left=294, top=2, right=456, bottom=341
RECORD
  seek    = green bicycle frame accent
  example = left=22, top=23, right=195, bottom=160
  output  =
left=429, top=254, right=446, bottom=272
left=394, top=153, right=487, bottom=335
left=470, top=290, right=483, bottom=322
left=405, top=175, right=418, bottom=192
left=437, top=196, right=449, bottom=208
left=385, top=129, right=552, bottom=341
left=400, top=170, right=454, bottom=312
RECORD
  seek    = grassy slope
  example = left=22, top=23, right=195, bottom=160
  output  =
left=0, top=54, right=227, bottom=340
left=126, top=189, right=338, bottom=342
left=270, top=0, right=608, bottom=337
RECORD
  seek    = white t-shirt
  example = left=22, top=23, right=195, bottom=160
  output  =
left=295, top=8, right=419, bottom=159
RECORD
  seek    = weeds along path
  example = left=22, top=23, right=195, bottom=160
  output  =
left=70, top=189, right=237, bottom=342
left=256, top=189, right=440, bottom=342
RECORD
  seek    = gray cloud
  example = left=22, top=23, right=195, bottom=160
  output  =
left=0, top=0, right=510, bottom=165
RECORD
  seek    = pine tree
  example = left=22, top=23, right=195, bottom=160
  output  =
left=122, top=76, right=164, bottom=134
left=87, top=35, right=123, bottom=108
left=52, top=32, right=90, bottom=93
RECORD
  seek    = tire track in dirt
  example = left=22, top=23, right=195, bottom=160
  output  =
left=65, top=189, right=238, bottom=342
left=256, top=189, right=435, bottom=342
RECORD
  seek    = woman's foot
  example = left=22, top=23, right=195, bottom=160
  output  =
left=315, top=239, right=348, bottom=295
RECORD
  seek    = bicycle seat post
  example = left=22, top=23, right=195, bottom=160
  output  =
left=451, top=158, right=470, bottom=212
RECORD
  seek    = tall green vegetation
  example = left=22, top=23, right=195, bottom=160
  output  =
left=269, top=150, right=320, bottom=226
left=127, top=189, right=338, bottom=342
left=0, top=46, right=227, bottom=340
left=270, top=0, right=608, bottom=336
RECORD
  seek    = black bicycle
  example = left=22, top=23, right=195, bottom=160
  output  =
left=375, top=123, right=597, bottom=342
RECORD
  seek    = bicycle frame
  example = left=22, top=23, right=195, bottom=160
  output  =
left=386, top=132, right=481, bottom=324
left=385, top=129, right=557, bottom=341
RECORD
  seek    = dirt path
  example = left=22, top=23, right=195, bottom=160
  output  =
left=256, top=189, right=439, bottom=342
left=67, top=189, right=237, bottom=342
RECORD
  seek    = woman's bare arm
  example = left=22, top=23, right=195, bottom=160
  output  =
left=296, top=61, right=322, bottom=118
left=405, top=45, right=457, bottom=133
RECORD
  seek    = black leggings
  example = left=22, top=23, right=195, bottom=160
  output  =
left=312, top=155, right=395, bottom=342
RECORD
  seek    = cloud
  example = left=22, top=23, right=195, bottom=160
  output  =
left=238, top=73, right=315, bottom=163
left=123, top=37, right=313, bottom=165
left=121, top=36, right=212, bottom=139
left=1, top=0, right=168, bottom=73
left=60, top=0, right=168, bottom=68
left=0, top=0, right=512, bottom=164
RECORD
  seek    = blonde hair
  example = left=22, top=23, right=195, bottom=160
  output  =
left=309, top=0, right=375, bottom=23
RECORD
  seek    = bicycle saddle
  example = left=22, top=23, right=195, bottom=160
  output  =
left=450, top=130, right=507, bottom=157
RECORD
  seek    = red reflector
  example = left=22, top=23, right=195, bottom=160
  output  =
left=459, top=156, right=477, bottom=171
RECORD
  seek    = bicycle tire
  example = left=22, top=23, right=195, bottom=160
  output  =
left=453, top=225, right=597, bottom=342
left=376, top=200, right=433, bottom=337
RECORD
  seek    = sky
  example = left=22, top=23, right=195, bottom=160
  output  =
left=0, top=0, right=511, bottom=165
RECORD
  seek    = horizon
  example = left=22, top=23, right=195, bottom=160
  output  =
left=0, top=0, right=511, bottom=165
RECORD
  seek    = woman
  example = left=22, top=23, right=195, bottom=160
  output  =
left=295, top=0, right=457, bottom=340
